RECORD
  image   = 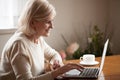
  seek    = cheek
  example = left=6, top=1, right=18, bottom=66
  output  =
left=42, top=24, right=49, bottom=30
left=35, top=23, right=50, bottom=34
left=37, top=25, right=47, bottom=33
left=36, top=23, right=44, bottom=30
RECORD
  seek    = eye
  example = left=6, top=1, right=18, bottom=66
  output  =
left=45, top=20, right=53, bottom=24
left=46, top=21, right=51, bottom=23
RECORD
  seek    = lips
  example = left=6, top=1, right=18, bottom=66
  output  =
left=46, top=29, right=51, bottom=33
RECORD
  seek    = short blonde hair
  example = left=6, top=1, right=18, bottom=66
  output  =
left=17, top=0, right=56, bottom=36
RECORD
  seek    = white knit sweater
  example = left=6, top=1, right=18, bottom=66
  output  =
left=0, top=32, right=62, bottom=80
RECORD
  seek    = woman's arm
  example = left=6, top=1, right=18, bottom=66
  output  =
left=41, top=38, right=63, bottom=65
left=9, top=40, right=54, bottom=80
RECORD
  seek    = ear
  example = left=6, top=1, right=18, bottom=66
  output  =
left=30, top=20, right=36, bottom=27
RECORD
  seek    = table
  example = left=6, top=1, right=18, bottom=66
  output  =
left=62, top=55, right=120, bottom=80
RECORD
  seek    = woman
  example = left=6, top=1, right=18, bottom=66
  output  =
left=0, top=0, right=84, bottom=80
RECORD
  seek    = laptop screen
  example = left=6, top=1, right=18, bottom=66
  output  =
left=98, top=39, right=109, bottom=75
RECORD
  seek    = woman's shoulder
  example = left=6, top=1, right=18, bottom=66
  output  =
left=4, top=32, right=27, bottom=48
left=8, top=32, right=25, bottom=43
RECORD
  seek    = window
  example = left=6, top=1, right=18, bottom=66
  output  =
left=0, top=0, right=27, bottom=29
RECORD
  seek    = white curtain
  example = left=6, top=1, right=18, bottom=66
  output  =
left=0, top=0, right=27, bottom=29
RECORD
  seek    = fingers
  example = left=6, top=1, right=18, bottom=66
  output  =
left=66, top=63, right=84, bottom=71
left=51, top=60, right=61, bottom=70
left=51, top=63, right=84, bottom=77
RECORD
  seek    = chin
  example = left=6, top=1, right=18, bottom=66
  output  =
left=43, top=33, right=50, bottom=37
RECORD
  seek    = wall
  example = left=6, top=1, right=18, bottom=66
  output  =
left=46, top=0, right=120, bottom=54
left=0, top=0, right=120, bottom=57
left=46, top=0, right=109, bottom=50
left=108, top=0, right=120, bottom=54
left=0, top=30, right=12, bottom=56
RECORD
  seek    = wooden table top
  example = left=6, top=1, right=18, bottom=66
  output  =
left=63, top=55, right=120, bottom=79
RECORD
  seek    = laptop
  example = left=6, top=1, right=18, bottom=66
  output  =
left=59, top=39, right=109, bottom=79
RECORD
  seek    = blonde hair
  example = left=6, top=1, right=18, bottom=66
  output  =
left=17, top=0, right=56, bottom=36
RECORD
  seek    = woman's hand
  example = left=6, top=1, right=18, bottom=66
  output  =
left=50, top=60, right=63, bottom=70
left=51, top=63, right=84, bottom=78
left=45, top=60, right=63, bottom=72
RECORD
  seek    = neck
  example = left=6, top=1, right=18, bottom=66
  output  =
left=26, top=34, right=39, bottom=44
left=33, top=37, right=39, bottom=44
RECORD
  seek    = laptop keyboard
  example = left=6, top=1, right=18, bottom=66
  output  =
left=79, top=68, right=99, bottom=78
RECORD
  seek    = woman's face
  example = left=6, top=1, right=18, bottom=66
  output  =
left=33, top=16, right=54, bottom=37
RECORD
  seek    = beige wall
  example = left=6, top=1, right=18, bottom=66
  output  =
left=0, top=32, right=13, bottom=57
left=108, top=0, right=120, bottom=54
left=0, top=0, right=120, bottom=57
left=46, top=0, right=109, bottom=50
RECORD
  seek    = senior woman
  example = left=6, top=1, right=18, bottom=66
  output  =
left=0, top=0, right=84, bottom=80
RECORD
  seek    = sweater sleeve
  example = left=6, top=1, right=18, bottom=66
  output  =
left=9, top=40, right=54, bottom=80
left=41, top=38, right=63, bottom=65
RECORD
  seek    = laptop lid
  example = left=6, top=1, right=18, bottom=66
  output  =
left=98, top=39, right=109, bottom=75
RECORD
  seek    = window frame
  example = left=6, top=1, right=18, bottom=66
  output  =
left=0, top=28, right=17, bottom=35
